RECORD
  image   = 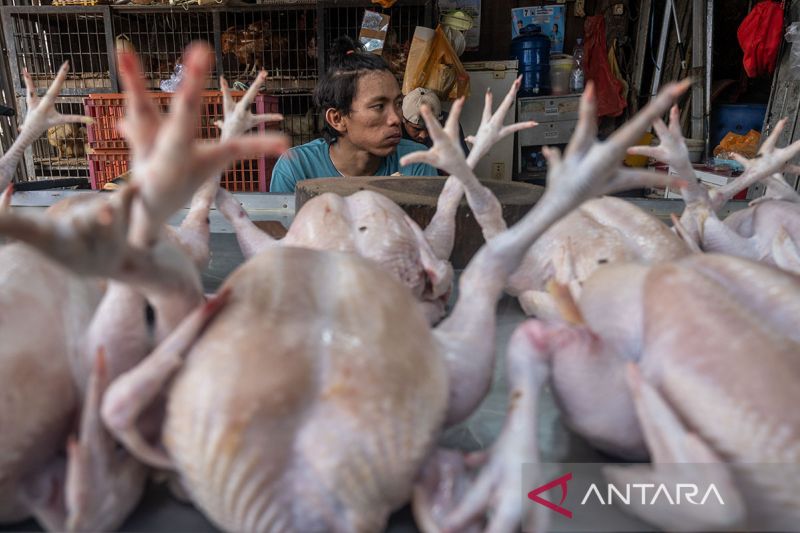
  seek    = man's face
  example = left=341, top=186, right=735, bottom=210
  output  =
left=517, top=21, right=523, bottom=30
left=403, top=119, right=430, bottom=145
left=342, top=71, right=404, bottom=157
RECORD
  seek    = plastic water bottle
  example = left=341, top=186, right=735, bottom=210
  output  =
left=570, top=37, right=585, bottom=93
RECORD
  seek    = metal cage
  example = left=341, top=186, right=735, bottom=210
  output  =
left=27, top=96, right=89, bottom=180
left=218, top=6, right=318, bottom=92
left=0, top=1, right=433, bottom=183
left=112, top=7, right=216, bottom=90
left=1, top=6, right=116, bottom=95
left=321, top=1, right=427, bottom=83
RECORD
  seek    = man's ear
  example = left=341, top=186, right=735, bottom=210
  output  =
left=325, top=108, right=347, bottom=135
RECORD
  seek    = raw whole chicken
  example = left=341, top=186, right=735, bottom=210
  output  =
left=426, top=94, right=693, bottom=318
left=628, top=113, right=800, bottom=275
left=448, top=251, right=800, bottom=532
left=0, top=65, right=150, bottom=530
left=506, top=194, right=691, bottom=317
left=216, top=78, right=537, bottom=324
left=0, top=45, right=289, bottom=531
left=93, top=60, right=688, bottom=533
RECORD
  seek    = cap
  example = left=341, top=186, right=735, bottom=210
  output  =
left=402, top=88, right=442, bottom=127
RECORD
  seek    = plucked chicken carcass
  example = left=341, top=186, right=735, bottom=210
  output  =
left=0, top=45, right=289, bottom=531
left=47, top=122, right=87, bottom=159
left=215, top=77, right=537, bottom=324
left=438, top=251, right=800, bottom=532
left=424, top=104, right=800, bottom=533
left=0, top=63, right=148, bottom=532
left=420, top=94, right=693, bottom=319
left=95, top=69, right=687, bottom=532
left=631, top=117, right=800, bottom=275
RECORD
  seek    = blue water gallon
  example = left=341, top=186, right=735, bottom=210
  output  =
left=709, top=103, right=767, bottom=149
left=511, top=26, right=551, bottom=96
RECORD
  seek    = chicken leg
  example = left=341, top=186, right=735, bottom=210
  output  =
left=0, top=63, right=93, bottom=188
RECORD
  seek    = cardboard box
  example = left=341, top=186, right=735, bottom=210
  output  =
left=359, top=11, right=391, bottom=55
left=663, top=168, right=737, bottom=199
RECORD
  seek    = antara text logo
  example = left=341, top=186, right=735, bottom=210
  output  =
left=527, top=469, right=725, bottom=525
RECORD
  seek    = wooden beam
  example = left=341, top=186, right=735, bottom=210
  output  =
left=650, top=0, right=673, bottom=97
left=705, top=0, right=714, bottom=159
left=630, top=0, right=652, bottom=114
left=691, top=0, right=704, bottom=140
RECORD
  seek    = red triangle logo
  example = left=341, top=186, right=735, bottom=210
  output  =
left=527, top=472, right=573, bottom=518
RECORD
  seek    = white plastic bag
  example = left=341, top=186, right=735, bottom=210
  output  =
left=785, top=22, right=800, bottom=78
left=160, top=63, right=185, bottom=93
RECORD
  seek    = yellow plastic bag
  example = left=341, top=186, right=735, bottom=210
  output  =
left=713, top=129, right=761, bottom=159
left=403, top=25, right=470, bottom=101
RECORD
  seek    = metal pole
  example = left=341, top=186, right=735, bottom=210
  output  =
left=705, top=0, right=714, bottom=159
left=691, top=0, right=704, bottom=139
left=667, top=0, right=687, bottom=70
left=650, top=0, right=673, bottom=97
left=631, top=0, right=653, bottom=114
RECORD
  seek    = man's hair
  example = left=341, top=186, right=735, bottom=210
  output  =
left=314, top=36, right=392, bottom=144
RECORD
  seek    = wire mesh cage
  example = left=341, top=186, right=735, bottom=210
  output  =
left=218, top=7, right=318, bottom=92
left=1, top=7, right=114, bottom=95
left=0, top=110, right=26, bottom=182
left=1, top=1, right=433, bottom=183
left=28, top=97, right=90, bottom=180
left=322, top=1, right=429, bottom=83
left=1, top=1, right=54, bottom=6
left=112, top=8, right=216, bottom=90
left=277, top=92, right=321, bottom=148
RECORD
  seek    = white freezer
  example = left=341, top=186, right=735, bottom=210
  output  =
left=445, top=60, right=518, bottom=181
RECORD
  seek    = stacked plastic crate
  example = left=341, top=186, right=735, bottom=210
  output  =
left=84, top=91, right=279, bottom=191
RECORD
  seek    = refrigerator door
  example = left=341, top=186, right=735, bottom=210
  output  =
left=450, top=60, right=518, bottom=181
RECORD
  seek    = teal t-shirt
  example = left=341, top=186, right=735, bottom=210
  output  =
left=269, top=138, right=438, bottom=193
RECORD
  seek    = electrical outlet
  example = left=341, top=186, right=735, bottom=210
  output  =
left=491, top=162, right=505, bottom=180
left=612, top=3, right=624, bottom=15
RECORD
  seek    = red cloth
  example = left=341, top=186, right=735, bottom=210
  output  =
left=584, top=15, right=626, bottom=118
left=738, top=1, right=784, bottom=78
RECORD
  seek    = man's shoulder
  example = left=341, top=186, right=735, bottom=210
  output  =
left=283, top=138, right=328, bottom=159
left=396, top=138, right=429, bottom=156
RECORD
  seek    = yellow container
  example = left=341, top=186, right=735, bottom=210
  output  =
left=624, top=132, right=655, bottom=167
left=550, top=55, right=575, bottom=95
left=440, top=10, right=474, bottom=31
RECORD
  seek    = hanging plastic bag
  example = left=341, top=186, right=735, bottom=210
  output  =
left=738, top=1, right=784, bottom=78
left=584, top=15, right=626, bottom=118
left=785, top=21, right=800, bottom=78
left=403, top=25, right=470, bottom=101
left=607, top=38, right=629, bottom=101
left=160, top=63, right=185, bottom=92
